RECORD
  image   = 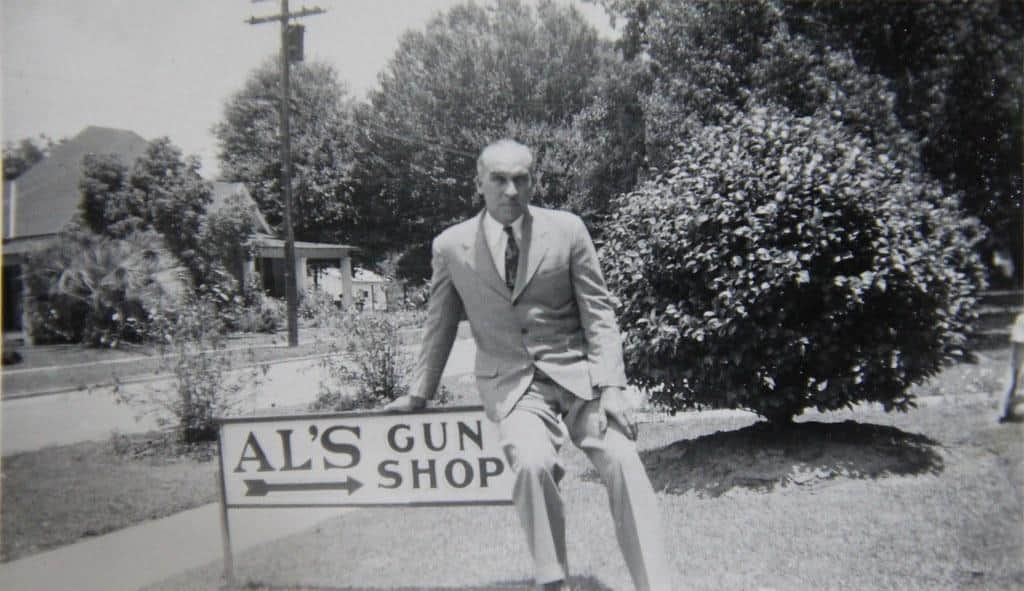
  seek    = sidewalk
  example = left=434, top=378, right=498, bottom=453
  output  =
left=0, top=503, right=352, bottom=591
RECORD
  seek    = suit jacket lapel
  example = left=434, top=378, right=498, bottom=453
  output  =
left=465, top=210, right=511, bottom=300
left=512, top=209, right=549, bottom=301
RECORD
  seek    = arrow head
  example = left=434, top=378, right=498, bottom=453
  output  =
left=244, top=479, right=269, bottom=497
left=346, top=477, right=363, bottom=494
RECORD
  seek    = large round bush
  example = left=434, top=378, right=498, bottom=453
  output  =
left=601, top=106, right=986, bottom=424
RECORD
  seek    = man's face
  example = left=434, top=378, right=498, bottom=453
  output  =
left=477, top=144, right=533, bottom=225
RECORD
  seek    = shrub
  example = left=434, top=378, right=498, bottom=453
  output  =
left=234, top=293, right=285, bottom=334
left=120, top=294, right=264, bottom=443
left=600, top=106, right=987, bottom=424
left=299, top=287, right=341, bottom=326
left=312, top=312, right=413, bottom=411
left=24, top=227, right=186, bottom=347
left=196, top=191, right=260, bottom=289
left=401, top=281, right=432, bottom=311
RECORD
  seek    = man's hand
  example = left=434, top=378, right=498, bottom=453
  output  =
left=599, top=386, right=638, bottom=441
left=382, top=395, right=428, bottom=412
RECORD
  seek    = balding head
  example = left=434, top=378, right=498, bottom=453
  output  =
left=476, top=139, right=535, bottom=225
left=477, top=139, right=534, bottom=179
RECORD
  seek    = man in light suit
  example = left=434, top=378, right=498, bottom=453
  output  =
left=386, top=139, right=671, bottom=591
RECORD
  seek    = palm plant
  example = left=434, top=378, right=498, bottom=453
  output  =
left=25, top=226, right=187, bottom=346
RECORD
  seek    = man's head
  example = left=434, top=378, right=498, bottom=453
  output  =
left=476, top=139, right=534, bottom=225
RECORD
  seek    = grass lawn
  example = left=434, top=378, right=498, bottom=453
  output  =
left=142, top=380, right=1021, bottom=590
left=0, top=369, right=473, bottom=564
left=0, top=431, right=219, bottom=563
left=3, top=348, right=1021, bottom=590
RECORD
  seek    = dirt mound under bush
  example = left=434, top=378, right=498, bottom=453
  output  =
left=620, top=420, right=944, bottom=497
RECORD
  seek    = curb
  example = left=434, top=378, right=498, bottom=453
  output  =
left=2, top=351, right=336, bottom=401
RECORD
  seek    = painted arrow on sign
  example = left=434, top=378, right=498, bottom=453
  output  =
left=244, top=478, right=363, bottom=497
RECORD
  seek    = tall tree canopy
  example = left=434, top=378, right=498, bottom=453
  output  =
left=602, top=1, right=912, bottom=172
left=2, top=136, right=55, bottom=181
left=782, top=0, right=1023, bottom=284
left=79, top=138, right=211, bottom=284
left=600, top=0, right=1022, bottom=283
left=359, top=0, right=627, bottom=280
left=214, top=59, right=358, bottom=245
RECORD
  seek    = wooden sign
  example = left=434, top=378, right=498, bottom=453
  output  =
left=217, top=406, right=514, bottom=508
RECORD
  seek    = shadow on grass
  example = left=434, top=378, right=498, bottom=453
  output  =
left=241, top=574, right=614, bottom=590
left=588, top=420, right=944, bottom=498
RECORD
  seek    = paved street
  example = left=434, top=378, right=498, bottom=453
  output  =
left=1, top=337, right=477, bottom=456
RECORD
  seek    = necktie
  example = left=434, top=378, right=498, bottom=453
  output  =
left=504, top=225, right=518, bottom=291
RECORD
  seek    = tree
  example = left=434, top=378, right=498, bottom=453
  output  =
left=782, top=1, right=1024, bottom=285
left=359, top=0, right=621, bottom=280
left=600, top=106, right=987, bottom=424
left=2, top=136, right=54, bottom=181
left=197, top=193, right=261, bottom=290
left=79, top=138, right=212, bottom=284
left=214, top=59, right=358, bottom=245
left=600, top=0, right=1023, bottom=283
left=600, top=1, right=912, bottom=175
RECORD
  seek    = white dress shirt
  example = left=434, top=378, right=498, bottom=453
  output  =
left=483, top=208, right=526, bottom=278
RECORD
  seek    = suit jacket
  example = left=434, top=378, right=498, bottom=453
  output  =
left=413, top=205, right=627, bottom=422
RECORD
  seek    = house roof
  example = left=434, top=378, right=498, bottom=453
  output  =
left=4, top=126, right=149, bottom=240
left=208, top=181, right=273, bottom=235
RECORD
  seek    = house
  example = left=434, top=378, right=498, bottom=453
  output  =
left=2, top=126, right=149, bottom=338
left=2, top=126, right=358, bottom=342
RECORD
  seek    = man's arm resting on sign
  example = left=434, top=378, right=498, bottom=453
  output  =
left=383, top=394, right=428, bottom=412
left=383, top=239, right=464, bottom=412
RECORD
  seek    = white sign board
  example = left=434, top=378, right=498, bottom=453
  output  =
left=218, top=406, right=514, bottom=507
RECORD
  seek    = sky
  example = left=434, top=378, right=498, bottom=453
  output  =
left=1, top=0, right=616, bottom=177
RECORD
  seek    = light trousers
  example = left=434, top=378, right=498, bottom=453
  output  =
left=498, top=377, right=672, bottom=590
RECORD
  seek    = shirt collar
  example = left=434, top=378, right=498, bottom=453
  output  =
left=483, top=207, right=526, bottom=242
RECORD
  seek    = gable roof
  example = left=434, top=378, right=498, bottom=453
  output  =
left=208, top=181, right=273, bottom=235
left=5, top=126, right=149, bottom=240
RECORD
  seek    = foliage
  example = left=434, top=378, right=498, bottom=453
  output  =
left=312, top=312, right=413, bottom=411
left=357, top=0, right=624, bottom=279
left=214, top=59, right=358, bottom=244
left=600, top=0, right=1023, bottom=282
left=299, top=287, right=340, bottom=326
left=2, top=135, right=54, bottom=181
left=231, top=291, right=285, bottom=334
left=78, top=138, right=213, bottom=285
left=600, top=106, right=987, bottom=424
left=134, top=295, right=265, bottom=443
left=603, top=1, right=912, bottom=175
left=782, top=0, right=1024, bottom=284
left=196, top=192, right=261, bottom=288
left=23, top=226, right=186, bottom=347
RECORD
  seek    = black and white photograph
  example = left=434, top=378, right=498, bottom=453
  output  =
left=1, top=1, right=1022, bottom=590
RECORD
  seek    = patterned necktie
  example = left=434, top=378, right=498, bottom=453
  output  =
left=504, top=225, right=518, bottom=291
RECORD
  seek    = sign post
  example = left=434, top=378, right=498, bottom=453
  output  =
left=215, top=406, right=514, bottom=584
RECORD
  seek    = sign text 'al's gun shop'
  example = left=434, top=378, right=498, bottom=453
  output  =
left=218, top=406, right=515, bottom=507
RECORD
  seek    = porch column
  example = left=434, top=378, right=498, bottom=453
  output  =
left=340, top=255, right=354, bottom=309
left=295, top=255, right=307, bottom=296
left=241, top=258, right=256, bottom=294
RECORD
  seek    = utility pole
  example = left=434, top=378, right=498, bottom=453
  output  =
left=247, top=1, right=326, bottom=347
